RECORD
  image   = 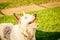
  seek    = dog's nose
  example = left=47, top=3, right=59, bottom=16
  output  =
left=33, top=14, right=36, bottom=17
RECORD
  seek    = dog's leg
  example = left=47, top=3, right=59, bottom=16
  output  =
left=32, top=34, right=36, bottom=40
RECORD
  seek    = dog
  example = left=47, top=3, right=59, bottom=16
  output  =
left=0, top=12, right=38, bottom=40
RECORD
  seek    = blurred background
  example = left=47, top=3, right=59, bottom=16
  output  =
left=0, top=0, right=60, bottom=40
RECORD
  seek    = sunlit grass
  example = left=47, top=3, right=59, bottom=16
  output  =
left=28, top=6, right=60, bottom=32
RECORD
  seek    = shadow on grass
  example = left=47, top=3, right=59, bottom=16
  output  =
left=36, top=30, right=60, bottom=40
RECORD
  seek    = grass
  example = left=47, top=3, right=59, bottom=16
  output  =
left=0, top=6, right=60, bottom=40
left=36, top=30, right=60, bottom=40
left=0, top=2, right=10, bottom=9
left=0, top=15, right=17, bottom=24
left=0, top=0, right=60, bottom=8
left=28, top=6, right=60, bottom=32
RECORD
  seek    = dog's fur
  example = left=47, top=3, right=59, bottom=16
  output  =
left=0, top=12, right=38, bottom=40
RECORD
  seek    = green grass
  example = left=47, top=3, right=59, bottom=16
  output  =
left=0, top=0, right=60, bottom=8
left=36, top=30, right=60, bottom=40
left=0, top=6, right=60, bottom=40
left=0, top=15, right=17, bottom=24
left=28, top=6, right=60, bottom=32
left=0, top=2, right=10, bottom=9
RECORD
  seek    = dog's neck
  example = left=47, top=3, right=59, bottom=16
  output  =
left=18, top=22, right=28, bottom=26
left=15, top=23, right=28, bottom=39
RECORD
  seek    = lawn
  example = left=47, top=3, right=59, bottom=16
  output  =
left=0, top=6, right=60, bottom=40
left=28, top=6, right=60, bottom=32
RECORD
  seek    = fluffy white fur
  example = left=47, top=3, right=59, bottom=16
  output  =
left=0, top=12, right=38, bottom=40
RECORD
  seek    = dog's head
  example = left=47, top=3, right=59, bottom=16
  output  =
left=13, top=12, right=36, bottom=25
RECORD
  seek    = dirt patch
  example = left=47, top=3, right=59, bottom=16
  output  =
left=0, top=0, right=9, bottom=3
left=1, top=2, right=60, bottom=15
left=41, top=2, right=60, bottom=8
left=1, top=4, right=45, bottom=15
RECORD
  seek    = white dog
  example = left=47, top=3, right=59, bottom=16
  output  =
left=0, top=12, right=38, bottom=40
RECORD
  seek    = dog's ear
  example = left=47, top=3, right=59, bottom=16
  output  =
left=13, top=13, right=20, bottom=23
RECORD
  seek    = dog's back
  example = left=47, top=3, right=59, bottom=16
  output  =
left=0, top=23, right=13, bottom=40
left=0, top=23, right=27, bottom=40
